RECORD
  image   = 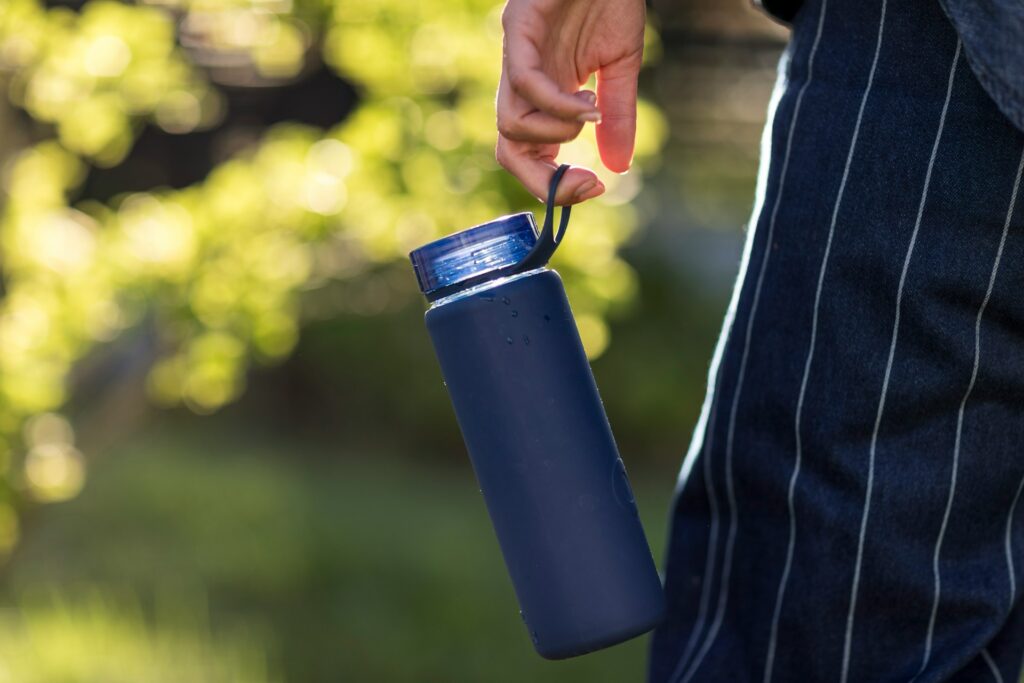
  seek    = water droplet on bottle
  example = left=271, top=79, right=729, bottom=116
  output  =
left=481, top=295, right=494, bottom=302
left=523, top=335, right=530, bottom=345
left=502, top=296, right=511, bottom=305
left=543, top=314, right=551, bottom=322
left=506, top=336, right=513, bottom=345
left=511, top=310, right=518, bottom=318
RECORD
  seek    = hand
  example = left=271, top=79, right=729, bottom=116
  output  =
left=495, top=0, right=645, bottom=205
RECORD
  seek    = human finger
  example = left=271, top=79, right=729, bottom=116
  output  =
left=595, top=54, right=641, bottom=173
left=495, top=136, right=605, bottom=205
left=496, top=79, right=590, bottom=144
left=501, top=29, right=600, bottom=122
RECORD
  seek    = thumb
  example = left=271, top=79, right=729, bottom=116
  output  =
left=595, top=54, right=641, bottom=174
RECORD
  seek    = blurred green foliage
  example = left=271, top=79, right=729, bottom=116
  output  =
left=0, top=0, right=219, bottom=164
left=0, top=0, right=787, bottom=679
left=5, top=425, right=673, bottom=682
left=0, top=0, right=666, bottom=537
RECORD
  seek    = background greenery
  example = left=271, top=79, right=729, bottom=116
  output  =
left=0, top=0, right=785, bottom=679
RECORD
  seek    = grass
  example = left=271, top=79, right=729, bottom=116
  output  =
left=2, top=424, right=677, bottom=683
left=0, top=593, right=275, bottom=683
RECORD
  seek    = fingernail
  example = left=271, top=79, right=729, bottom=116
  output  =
left=577, top=111, right=601, bottom=123
left=577, top=91, right=597, bottom=106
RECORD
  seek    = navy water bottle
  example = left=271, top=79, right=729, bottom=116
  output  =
left=409, top=166, right=665, bottom=659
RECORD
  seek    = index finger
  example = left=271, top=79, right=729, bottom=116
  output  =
left=502, top=32, right=600, bottom=122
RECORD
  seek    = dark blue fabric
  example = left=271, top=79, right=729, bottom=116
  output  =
left=937, top=0, right=1024, bottom=134
left=650, top=0, right=1024, bottom=681
left=754, top=0, right=1024, bottom=134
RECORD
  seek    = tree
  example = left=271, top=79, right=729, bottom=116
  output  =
left=0, top=0, right=665, bottom=547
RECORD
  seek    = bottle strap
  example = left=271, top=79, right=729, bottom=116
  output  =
left=425, top=164, right=573, bottom=302
left=510, top=164, right=571, bottom=274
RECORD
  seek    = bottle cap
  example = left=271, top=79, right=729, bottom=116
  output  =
left=409, top=212, right=538, bottom=298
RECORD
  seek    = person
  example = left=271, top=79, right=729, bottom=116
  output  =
left=495, top=0, right=1024, bottom=680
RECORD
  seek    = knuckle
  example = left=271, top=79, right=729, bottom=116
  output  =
left=498, top=112, right=583, bottom=144
left=495, top=116, right=522, bottom=141
left=507, top=69, right=529, bottom=94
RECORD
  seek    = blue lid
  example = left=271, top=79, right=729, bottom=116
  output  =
left=409, top=212, right=538, bottom=297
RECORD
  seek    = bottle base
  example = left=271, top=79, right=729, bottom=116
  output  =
left=533, top=601, right=667, bottom=660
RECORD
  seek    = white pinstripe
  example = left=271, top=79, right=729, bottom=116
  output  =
left=991, top=150, right=1024, bottom=683
left=667, top=398, right=721, bottom=682
left=667, top=41, right=794, bottom=683
left=674, top=37, right=811, bottom=683
left=841, top=36, right=959, bottom=683
left=915, top=122, right=1020, bottom=682
left=675, top=184, right=749, bottom=683
left=1006, top=473, right=1024, bottom=607
left=760, top=1, right=829, bottom=679
left=675, top=320, right=729, bottom=496
left=1001, top=154, right=1024, bottom=619
left=982, top=648, right=1005, bottom=683
left=673, top=20, right=837, bottom=683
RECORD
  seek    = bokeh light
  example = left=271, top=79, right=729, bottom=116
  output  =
left=0, top=0, right=703, bottom=678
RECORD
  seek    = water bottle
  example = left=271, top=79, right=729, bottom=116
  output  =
left=408, top=166, right=665, bottom=659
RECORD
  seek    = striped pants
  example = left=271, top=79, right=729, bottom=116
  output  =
left=649, top=0, right=1024, bottom=681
